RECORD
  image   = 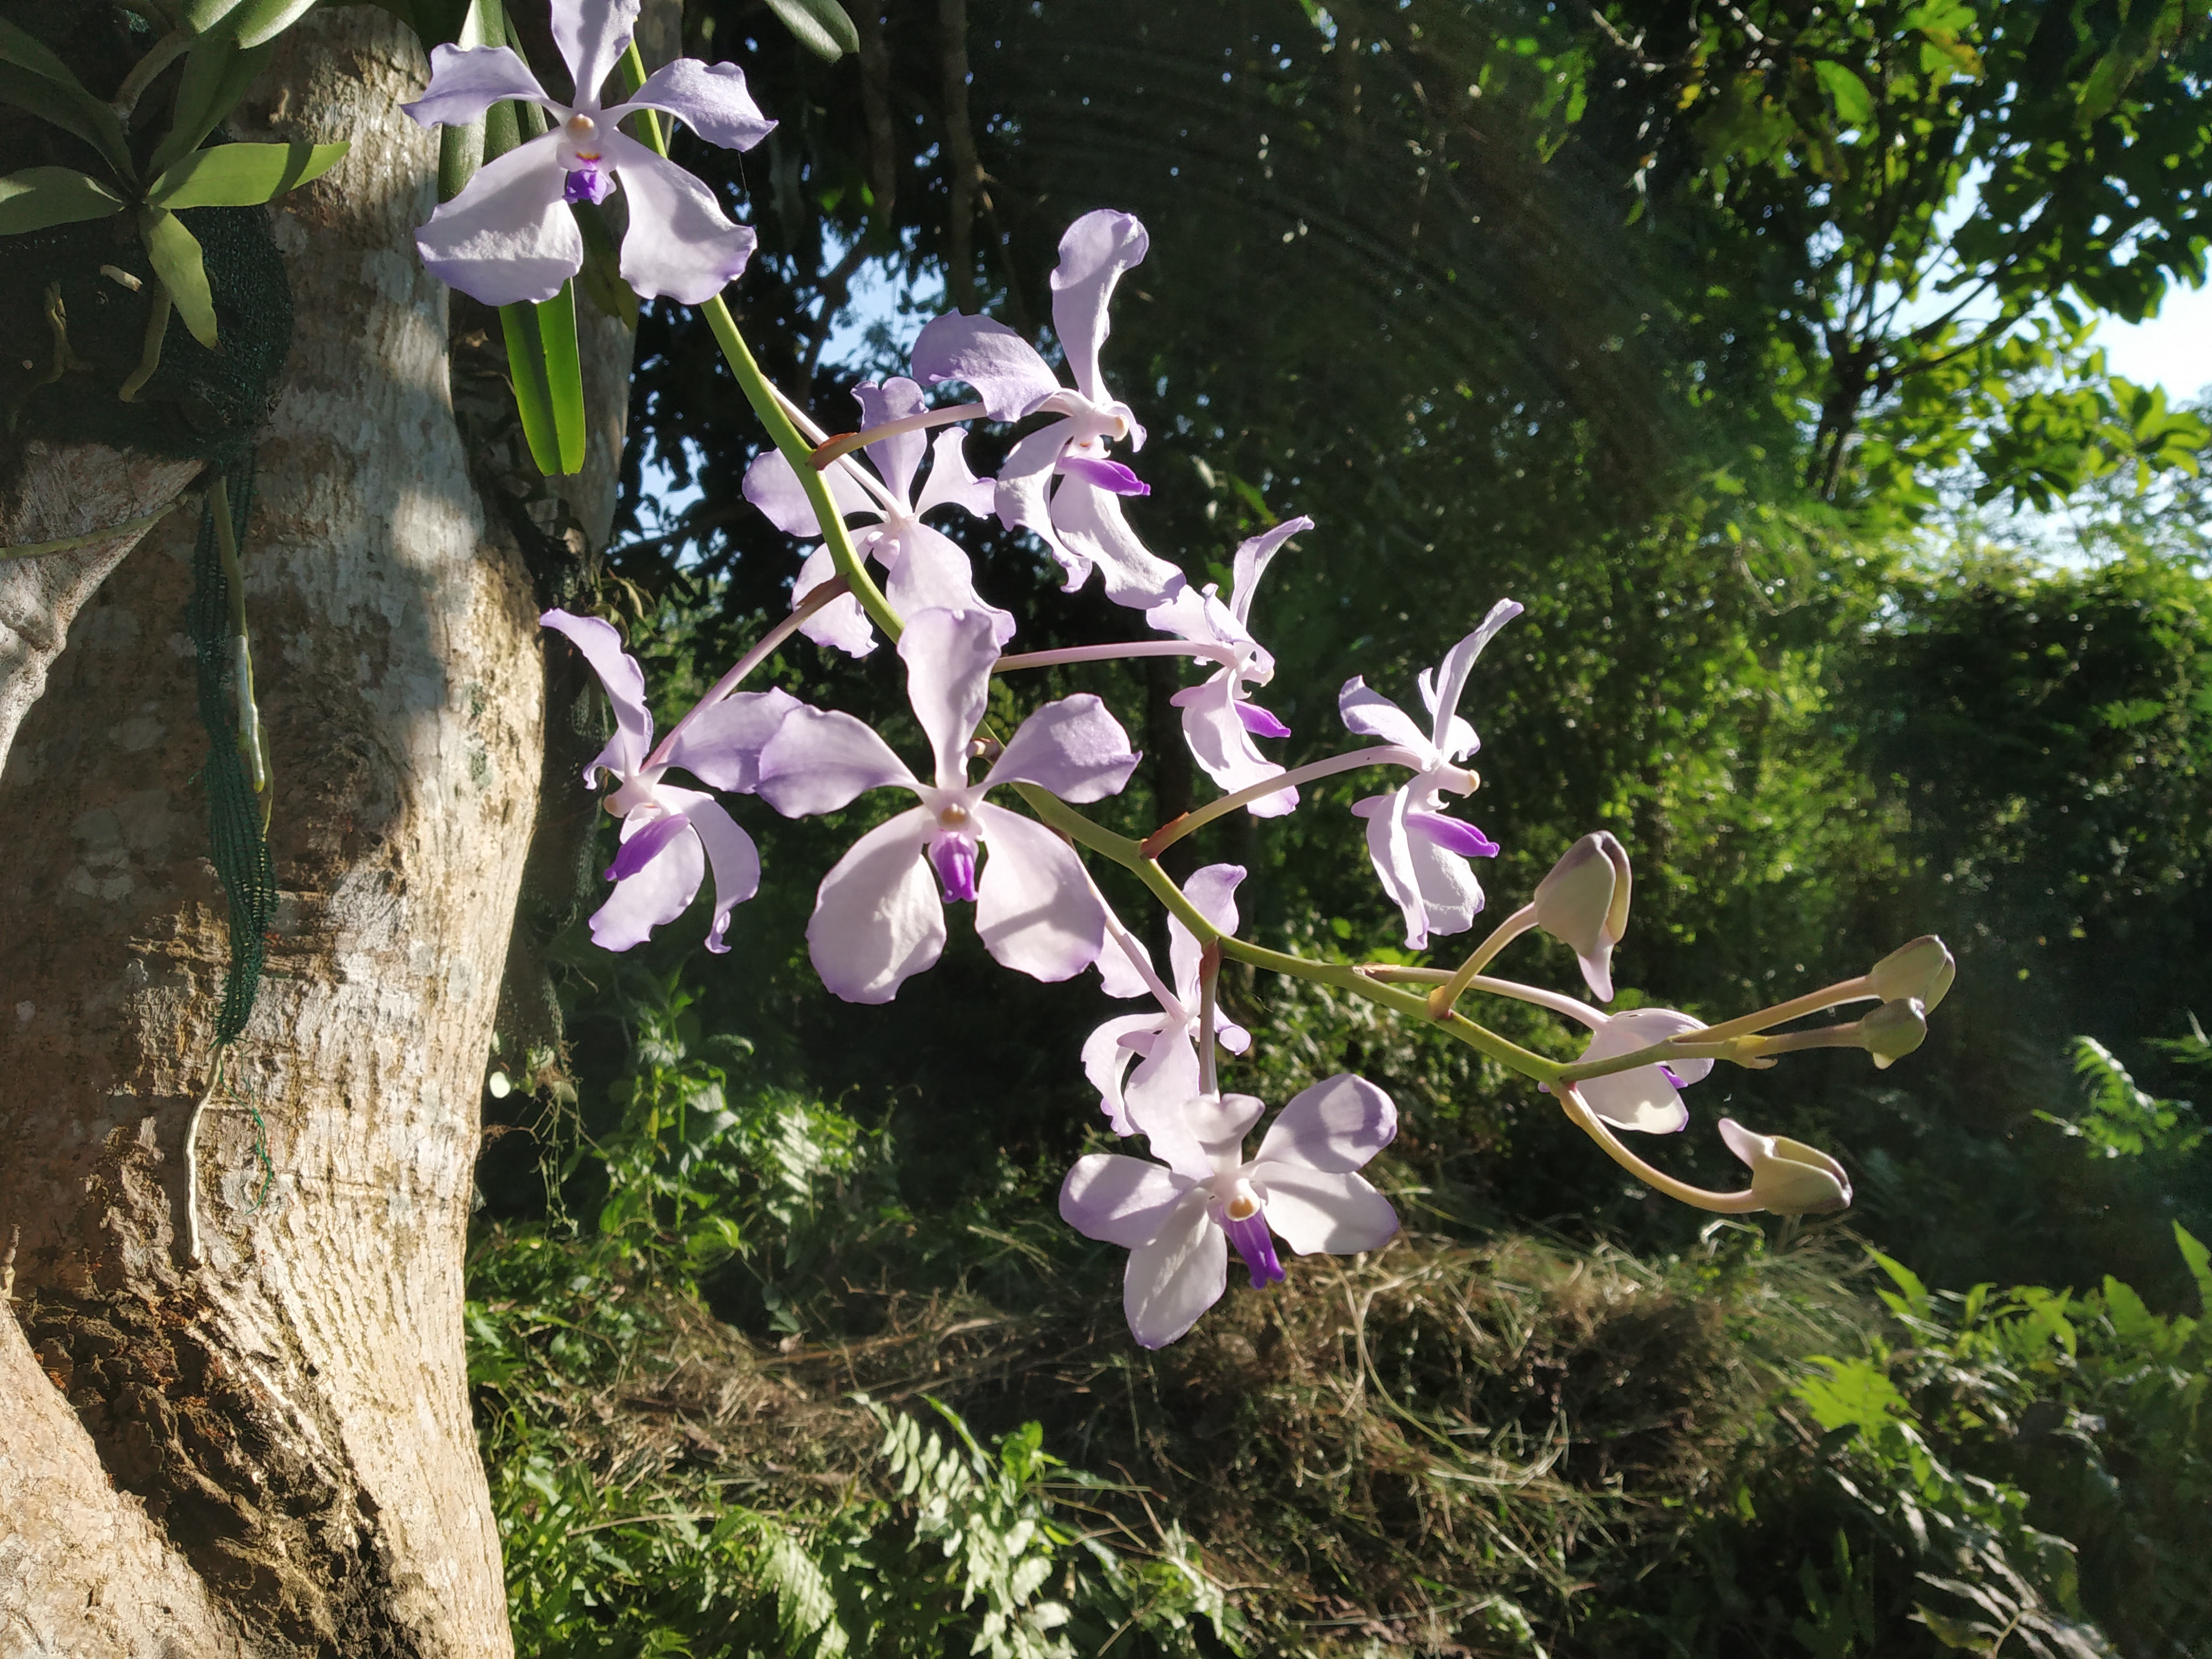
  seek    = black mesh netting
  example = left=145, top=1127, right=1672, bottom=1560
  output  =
left=0, top=201, right=295, bottom=467
left=187, top=455, right=277, bottom=1045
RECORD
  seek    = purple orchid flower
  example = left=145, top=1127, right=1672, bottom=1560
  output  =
left=542, top=609, right=793, bottom=952
left=1142, top=517, right=1308, bottom=817
left=1338, top=599, right=1523, bottom=950
left=744, top=377, right=1006, bottom=658
left=755, top=608, right=1140, bottom=1003
left=1084, top=864, right=1251, bottom=1136
left=910, top=211, right=1186, bottom=608
left=403, top=0, right=774, bottom=306
left=1060, top=1074, right=1401, bottom=1348
left=1571, top=1008, right=1713, bottom=1133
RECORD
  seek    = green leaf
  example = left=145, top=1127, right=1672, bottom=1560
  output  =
left=2176, top=1223, right=2212, bottom=1317
left=499, top=284, right=587, bottom=477
left=148, top=140, right=349, bottom=207
left=0, top=61, right=134, bottom=179
left=570, top=199, right=639, bottom=328
left=760, top=0, right=859, bottom=60
left=220, top=0, right=325, bottom=49
left=0, top=166, right=126, bottom=234
left=140, top=207, right=220, bottom=347
left=1812, top=60, right=1875, bottom=128
left=149, top=34, right=275, bottom=181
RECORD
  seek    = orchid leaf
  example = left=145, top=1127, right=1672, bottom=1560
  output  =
left=149, top=140, right=349, bottom=208
left=149, top=34, right=274, bottom=181
left=499, top=283, right=587, bottom=477
left=140, top=207, right=220, bottom=348
left=0, top=166, right=127, bottom=235
left=0, top=61, right=134, bottom=180
left=220, top=0, right=327, bottom=49
left=760, top=0, right=859, bottom=61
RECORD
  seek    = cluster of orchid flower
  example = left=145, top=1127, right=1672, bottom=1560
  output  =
left=406, top=0, right=1954, bottom=1348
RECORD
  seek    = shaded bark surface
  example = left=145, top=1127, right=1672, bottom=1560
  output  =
left=0, top=12, right=634, bottom=1653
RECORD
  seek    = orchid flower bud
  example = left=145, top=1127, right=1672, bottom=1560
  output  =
left=1533, top=831, right=1632, bottom=1001
left=1718, top=1118, right=1852, bottom=1214
left=1867, top=935, right=1954, bottom=1012
left=1859, top=998, right=1928, bottom=1070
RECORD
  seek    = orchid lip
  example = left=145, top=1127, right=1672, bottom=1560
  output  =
left=929, top=835, right=978, bottom=904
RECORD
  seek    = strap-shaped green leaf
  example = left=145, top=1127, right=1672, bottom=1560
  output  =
left=226, top=0, right=326, bottom=49
left=140, top=207, right=220, bottom=348
left=761, top=0, right=859, bottom=60
left=0, top=17, right=86, bottom=87
left=0, top=166, right=126, bottom=234
left=149, top=34, right=274, bottom=181
left=149, top=140, right=349, bottom=208
left=499, top=283, right=587, bottom=476
left=0, top=61, right=134, bottom=179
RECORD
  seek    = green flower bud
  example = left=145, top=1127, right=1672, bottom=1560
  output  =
left=1859, top=997, right=1928, bottom=1071
left=1719, top=1118, right=1852, bottom=1215
left=1867, top=935, right=1954, bottom=1013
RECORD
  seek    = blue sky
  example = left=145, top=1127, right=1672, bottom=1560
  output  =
left=2094, top=279, right=2212, bottom=401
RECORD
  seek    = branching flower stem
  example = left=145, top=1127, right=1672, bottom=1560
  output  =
left=810, top=400, right=988, bottom=467
left=1426, top=904, right=1537, bottom=1018
left=1141, top=745, right=1425, bottom=858
left=1557, top=1083, right=1763, bottom=1213
left=646, top=576, right=852, bottom=770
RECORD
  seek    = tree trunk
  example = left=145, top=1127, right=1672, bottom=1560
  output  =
left=0, top=13, right=633, bottom=1652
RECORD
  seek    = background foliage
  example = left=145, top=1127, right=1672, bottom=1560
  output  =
left=466, top=0, right=2212, bottom=1651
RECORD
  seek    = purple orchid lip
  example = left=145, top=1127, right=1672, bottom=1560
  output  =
left=1058, top=454, right=1150, bottom=497
left=1236, top=701, right=1292, bottom=740
left=930, top=836, right=979, bottom=904
left=564, top=162, right=615, bottom=206
left=1405, top=811, right=1500, bottom=859
left=1222, top=1208, right=1285, bottom=1289
left=1660, top=1064, right=1688, bottom=1091
left=606, top=810, right=691, bottom=881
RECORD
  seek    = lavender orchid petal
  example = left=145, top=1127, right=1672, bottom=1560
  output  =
left=1249, top=1166, right=1400, bottom=1255
left=911, top=430, right=998, bottom=519
left=1337, top=678, right=1432, bottom=753
left=1165, top=864, right=1245, bottom=1004
left=805, top=807, right=945, bottom=1002
left=757, top=706, right=915, bottom=816
left=607, top=810, right=690, bottom=881
left=1426, top=599, right=1523, bottom=753
left=1061, top=1155, right=1195, bottom=1248
left=1577, top=1009, right=1708, bottom=1134
left=1403, top=816, right=1489, bottom=941
left=416, top=140, right=580, bottom=306
left=601, top=132, right=758, bottom=303
left=881, top=524, right=1014, bottom=646
left=403, top=44, right=553, bottom=129
left=791, top=546, right=880, bottom=658
left=664, top=687, right=799, bottom=792
left=983, top=693, right=1141, bottom=802
left=854, top=378, right=930, bottom=503
left=972, top=803, right=1107, bottom=983
left=1049, top=210, right=1149, bottom=408
left=1047, top=476, right=1187, bottom=608
left=744, top=448, right=873, bottom=538
left=1228, top=515, right=1310, bottom=630
left=1058, top=455, right=1149, bottom=496
left=589, top=822, right=703, bottom=952
left=1123, top=1187, right=1226, bottom=1350
left=1094, top=927, right=1155, bottom=1001
left=1253, top=1073, right=1399, bottom=1172
left=664, top=790, right=761, bottom=953
left=993, top=422, right=1076, bottom=557
left=898, top=609, right=1000, bottom=789
left=1083, top=1015, right=1164, bottom=1134
left=1171, top=677, right=1295, bottom=815
left=1405, top=811, right=1499, bottom=860
left=551, top=0, right=640, bottom=109
left=1236, top=701, right=1292, bottom=740
left=613, top=58, right=775, bottom=150
left=911, top=312, right=1063, bottom=421
left=542, top=609, right=652, bottom=781
left=1352, top=791, right=1430, bottom=951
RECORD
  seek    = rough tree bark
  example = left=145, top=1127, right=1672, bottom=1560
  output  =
left=0, top=12, right=634, bottom=1653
